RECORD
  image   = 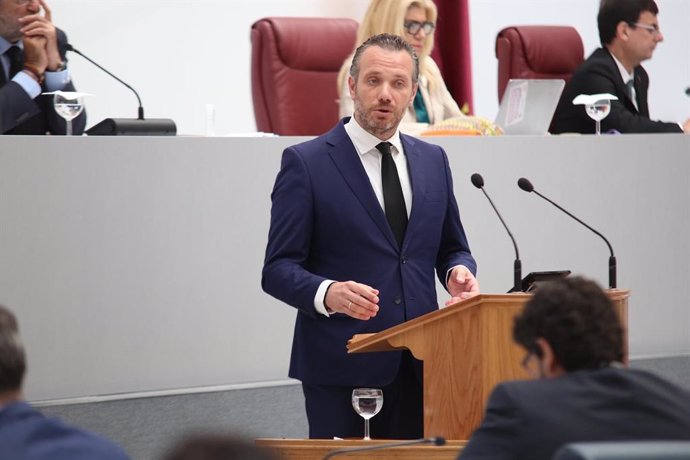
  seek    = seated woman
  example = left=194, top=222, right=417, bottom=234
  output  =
left=337, top=0, right=464, bottom=130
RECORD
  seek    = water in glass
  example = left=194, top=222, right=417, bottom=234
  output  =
left=585, top=99, right=611, bottom=135
left=351, top=388, right=383, bottom=440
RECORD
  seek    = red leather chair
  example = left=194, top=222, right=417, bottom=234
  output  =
left=495, top=26, right=584, bottom=102
left=251, top=17, right=358, bottom=136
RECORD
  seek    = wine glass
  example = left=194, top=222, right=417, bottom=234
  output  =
left=53, top=92, right=85, bottom=136
left=584, top=99, right=611, bottom=135
left=351, top=388, right=383, bottom=440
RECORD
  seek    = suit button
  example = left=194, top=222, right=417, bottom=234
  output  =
left=394, top=297, right=402, bottom=305
left=400, top=257, right=407, bottom=264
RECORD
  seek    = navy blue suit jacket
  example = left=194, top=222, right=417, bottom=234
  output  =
left=552, top=47, right=681, bottom=134
left=459, top=368, right=690, bottom=460
left=0, top=28, right=86, bottom=135
left=0, top=401, right=129, bottom=460
left=262, top=119, right=476, bottom=387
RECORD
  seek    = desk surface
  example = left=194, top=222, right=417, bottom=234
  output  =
left=256, top=438, right=467, bottom=460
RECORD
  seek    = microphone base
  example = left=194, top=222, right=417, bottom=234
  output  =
left=86, top=118, right=177, bottom=136
left=508, top=270, right=571, bottom=293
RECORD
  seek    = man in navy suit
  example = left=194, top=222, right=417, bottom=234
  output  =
left=0, top=0, right=86, bottom=134
left=262, top=33, right=478, bottom=439
left=0, top=304, right=129, bottom=459
left=552, top=0, right=689, bottom=134
left=459, top=277, right=690, bottom=460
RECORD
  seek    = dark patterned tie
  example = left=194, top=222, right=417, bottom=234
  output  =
left=625, top=79, right=635, bottom=102
left=376, top=141, right=408, bottom=247
left=6, top=45, right=24, bottom=80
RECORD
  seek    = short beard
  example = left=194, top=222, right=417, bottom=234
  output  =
left=352, top=99, right=400, bottom=139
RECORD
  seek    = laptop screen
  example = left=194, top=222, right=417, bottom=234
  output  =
left=495, top=79, right=565, bottom=135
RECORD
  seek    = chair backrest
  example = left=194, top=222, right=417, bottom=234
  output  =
left=250, top=17, right=358, bottom=136
left=553, top=441, right=690, bottom=460
left=495, top=25, right=584, bottom=102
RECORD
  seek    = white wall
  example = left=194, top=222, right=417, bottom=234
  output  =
left=48, top=0, right=689, bottom=135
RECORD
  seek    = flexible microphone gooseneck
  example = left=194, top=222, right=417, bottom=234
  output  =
left=322, top=437, right=446, bottom=459
left=65, top=43, right=176, bottom=135
left=517, top=177, right=616, bottom=289
left=66, top=43, right=144, bottom=120
left=471, top=173, right=522, bottom=292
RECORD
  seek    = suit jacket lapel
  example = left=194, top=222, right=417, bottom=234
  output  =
left=401, top=134, right=426, bottom=248
left=326, top=124, right=399, bottom=250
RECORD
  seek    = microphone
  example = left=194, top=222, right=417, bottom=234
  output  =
left=322, top=437, right=445, bottom=459
left=66, top=44, right=176, bottom=135
left=685, top=87, right=690, bottom=97
left=517, top=177, right=616, bottom=289
left=471, top=173, right=522, bottom=292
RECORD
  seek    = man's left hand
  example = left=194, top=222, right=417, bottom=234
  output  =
left=445, top=266, right=480, bottom=306
left=19, top=0, right=61, bottom=71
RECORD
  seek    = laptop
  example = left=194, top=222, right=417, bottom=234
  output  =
left=494, top=79, right=565, bottom=135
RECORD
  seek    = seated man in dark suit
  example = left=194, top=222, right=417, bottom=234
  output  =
left=0, top=304, right=130, bottom=459
left=552, top=0, right=689, bottom=134
left=0, top=0, right=86, bottom=134
left=459, top=276, right=690, bottom=460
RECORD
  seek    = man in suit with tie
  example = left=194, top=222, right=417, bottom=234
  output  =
left=0, top=0, right=86, bottom=134
left=552, top=0, right=689, bottom=134
left=262, top=33, right=478, bottom=439
left=459, top=276, right=690, bottom=460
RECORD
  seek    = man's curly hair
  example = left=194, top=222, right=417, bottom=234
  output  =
left=513, top=276, right=624, bottom=371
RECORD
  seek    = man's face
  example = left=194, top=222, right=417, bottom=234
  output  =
left=623, top=11, right=664, bottom=64
left=0, top=0, right=40, bottom=42
left=348, top=46, right=417, bottom=140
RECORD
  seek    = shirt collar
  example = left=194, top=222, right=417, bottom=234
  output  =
left=610, top=52, right=634, bottom=85
left=344, top=116, right=404, bottom=157
left=0, top=36, right=23, bottom=55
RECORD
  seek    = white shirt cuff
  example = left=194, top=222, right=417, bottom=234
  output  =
left=314, top=280, right=335, bottom=317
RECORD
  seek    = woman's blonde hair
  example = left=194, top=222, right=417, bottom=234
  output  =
left=338, top=0, right=438, bottom=91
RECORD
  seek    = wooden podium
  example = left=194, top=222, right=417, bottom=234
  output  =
left=258, top=291, right=628, bottom=459
left=347, top=291, right=629, bottom=440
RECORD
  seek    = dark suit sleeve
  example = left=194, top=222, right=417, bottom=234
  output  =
left=261, top=147, right=326, bottom=317
left=0, top=28, right=86, bottom=135
left=0, top=81, right=42, bottom=133
left=436, top=146, right=477, bottom=288
left=590, top=67, right=680, bottom=134
left=459, top=384, right=521, bottom=460
left=554, top=52, right=681, bottom=134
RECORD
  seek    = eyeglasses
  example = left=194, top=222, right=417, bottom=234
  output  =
left=404, top=20, right=435, bottom=35
left=630, top=22, right=661, bottom=37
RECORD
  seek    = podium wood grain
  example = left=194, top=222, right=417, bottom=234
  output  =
left=347, top=291, right=629, bottom=439
left=255, top=439, right=466, bottom=459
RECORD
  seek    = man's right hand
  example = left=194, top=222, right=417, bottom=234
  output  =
left=325, top=281, right=379, bottom=320
left=22, top=35, right=48, bottom=74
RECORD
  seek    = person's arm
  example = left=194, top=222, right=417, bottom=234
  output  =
left=434, top=146, right=478, bottom=295
left=20, top=1, right=86, bottom=134
left=580, top=66, right=681, bottom=133
left=262, top=147, right=324, bottom=317
left=459, top=384, right=520, bottom=460
left=426, top=57, right=464, bottom=119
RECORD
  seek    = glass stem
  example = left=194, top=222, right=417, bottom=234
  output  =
left=595, top=120, right=601, bottom=135
left=66, top=119, right=73, bottom=136
left=364, top=419, right=371, bottom=440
